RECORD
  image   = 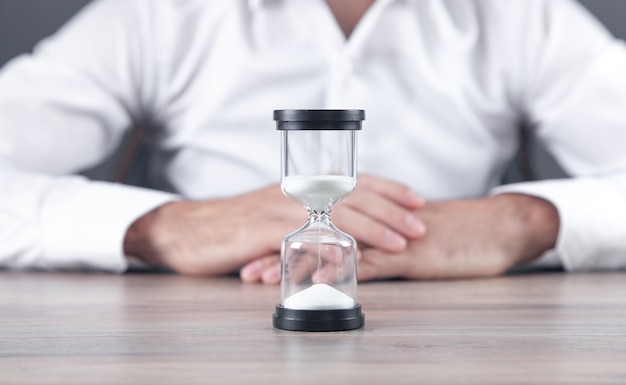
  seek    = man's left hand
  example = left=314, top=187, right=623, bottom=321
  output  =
left=357, top=193, right=560, bottom=281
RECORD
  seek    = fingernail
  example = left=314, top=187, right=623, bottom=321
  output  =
left=386, top=230, right=407, bottom=249
left=313, top=270, right=330, bottom=284
left=408, top=190, right=425, bottom=206
left=406, top=214, right=426, bottom=236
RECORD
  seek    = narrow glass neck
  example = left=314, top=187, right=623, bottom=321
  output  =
left=307, top=210, right=332, bottom=224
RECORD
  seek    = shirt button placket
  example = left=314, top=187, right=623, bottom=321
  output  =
left=326, top=53, right=356, bottom=108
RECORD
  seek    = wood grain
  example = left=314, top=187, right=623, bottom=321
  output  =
left=0, top=272, right=625, bottom=385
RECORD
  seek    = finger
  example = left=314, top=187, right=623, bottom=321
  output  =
left=311, top=261, right=353, bottom=284
left=285, top=243, right=349, bottom=284
left=333, top=206, right=408, bottom=252
left=311, top=245, right=353, bottom=284
left=240, top=254, right=281, bottom=283
left=311, top=264, right=335, bottom=284
left=260, top=261, right=282, bottom=285
left=342, top=189, right=426, bottom=239
left=288, top=248, right=322, bottom=284
left=357, top=174, right=425, bottom=209
left=357, top=249, right=409, bottom=282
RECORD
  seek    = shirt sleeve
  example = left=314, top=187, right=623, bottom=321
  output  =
left=0, top=0, right=177, bottom=272
left=493, top=0, right=626, bottom=271
left=0, top=162, right=177, bottom=272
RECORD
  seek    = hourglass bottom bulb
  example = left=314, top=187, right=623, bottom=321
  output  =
left=283, top=284, right=355, bottom=310
left=273, top=304, right=364, bottom=332
left=273, top=285, right=364, bottom=332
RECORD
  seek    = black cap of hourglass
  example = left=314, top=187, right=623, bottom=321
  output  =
left=274, top=109, right=364, bottom=130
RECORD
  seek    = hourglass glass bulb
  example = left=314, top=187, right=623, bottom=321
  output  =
left=282, top=174, right=355, bottom=214
left=273, top=109, right=365, bottom=332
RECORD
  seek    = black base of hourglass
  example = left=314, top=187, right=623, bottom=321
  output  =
left=273, top=305, right=365, bottom=332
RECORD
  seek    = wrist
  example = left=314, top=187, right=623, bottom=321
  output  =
left=123, top=202, right=175, bottom=267
left=494, top=193, right=560, bottom=265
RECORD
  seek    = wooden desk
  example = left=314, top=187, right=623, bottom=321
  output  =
left=1, top=272, right=625, bottom=384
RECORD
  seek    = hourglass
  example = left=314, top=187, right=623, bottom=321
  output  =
left=272, top=109, right=365, bottom=332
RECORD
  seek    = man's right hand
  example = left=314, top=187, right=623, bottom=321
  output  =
left=123, top=174, right=425, bottom=278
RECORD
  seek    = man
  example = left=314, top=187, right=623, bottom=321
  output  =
left=0, top=0, right=625, bottom=283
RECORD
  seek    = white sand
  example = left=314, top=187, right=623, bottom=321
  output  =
left=282, top=175, right=354, bottom=213
left=283, top=283, right=355, bottom=310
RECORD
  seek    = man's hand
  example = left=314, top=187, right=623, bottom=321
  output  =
left=239, top=174, right=426, bottom=282
left=357, top=193, right=560, bottom=281
left=123, top=175, right=425, bottom=277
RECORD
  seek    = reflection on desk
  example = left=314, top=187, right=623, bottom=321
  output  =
left=0, top=272, right=625, bottom=384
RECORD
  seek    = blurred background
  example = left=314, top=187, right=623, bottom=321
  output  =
left=1, top=0, right=625, bottom=184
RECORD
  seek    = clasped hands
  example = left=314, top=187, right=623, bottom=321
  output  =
left=124, top=174, right=559, bottom=283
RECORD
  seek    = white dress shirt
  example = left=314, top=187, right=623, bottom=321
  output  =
left=1, top=0, right=625, bottom=272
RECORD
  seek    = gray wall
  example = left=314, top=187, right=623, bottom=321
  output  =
left=0, top=0, right=91, bottom=66
left=0, top=0, right=112, bottom=179
left=528, top=0, right=626, bottom=180
left=1, top=0, right=625, bottom=183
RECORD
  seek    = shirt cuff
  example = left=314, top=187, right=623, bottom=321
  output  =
left=492, top=176, right=626, bottom=271
left=41, top=180, right=179, bottom=273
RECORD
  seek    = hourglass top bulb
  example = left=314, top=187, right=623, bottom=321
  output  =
left=282, top=174, right=355, bottom=214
